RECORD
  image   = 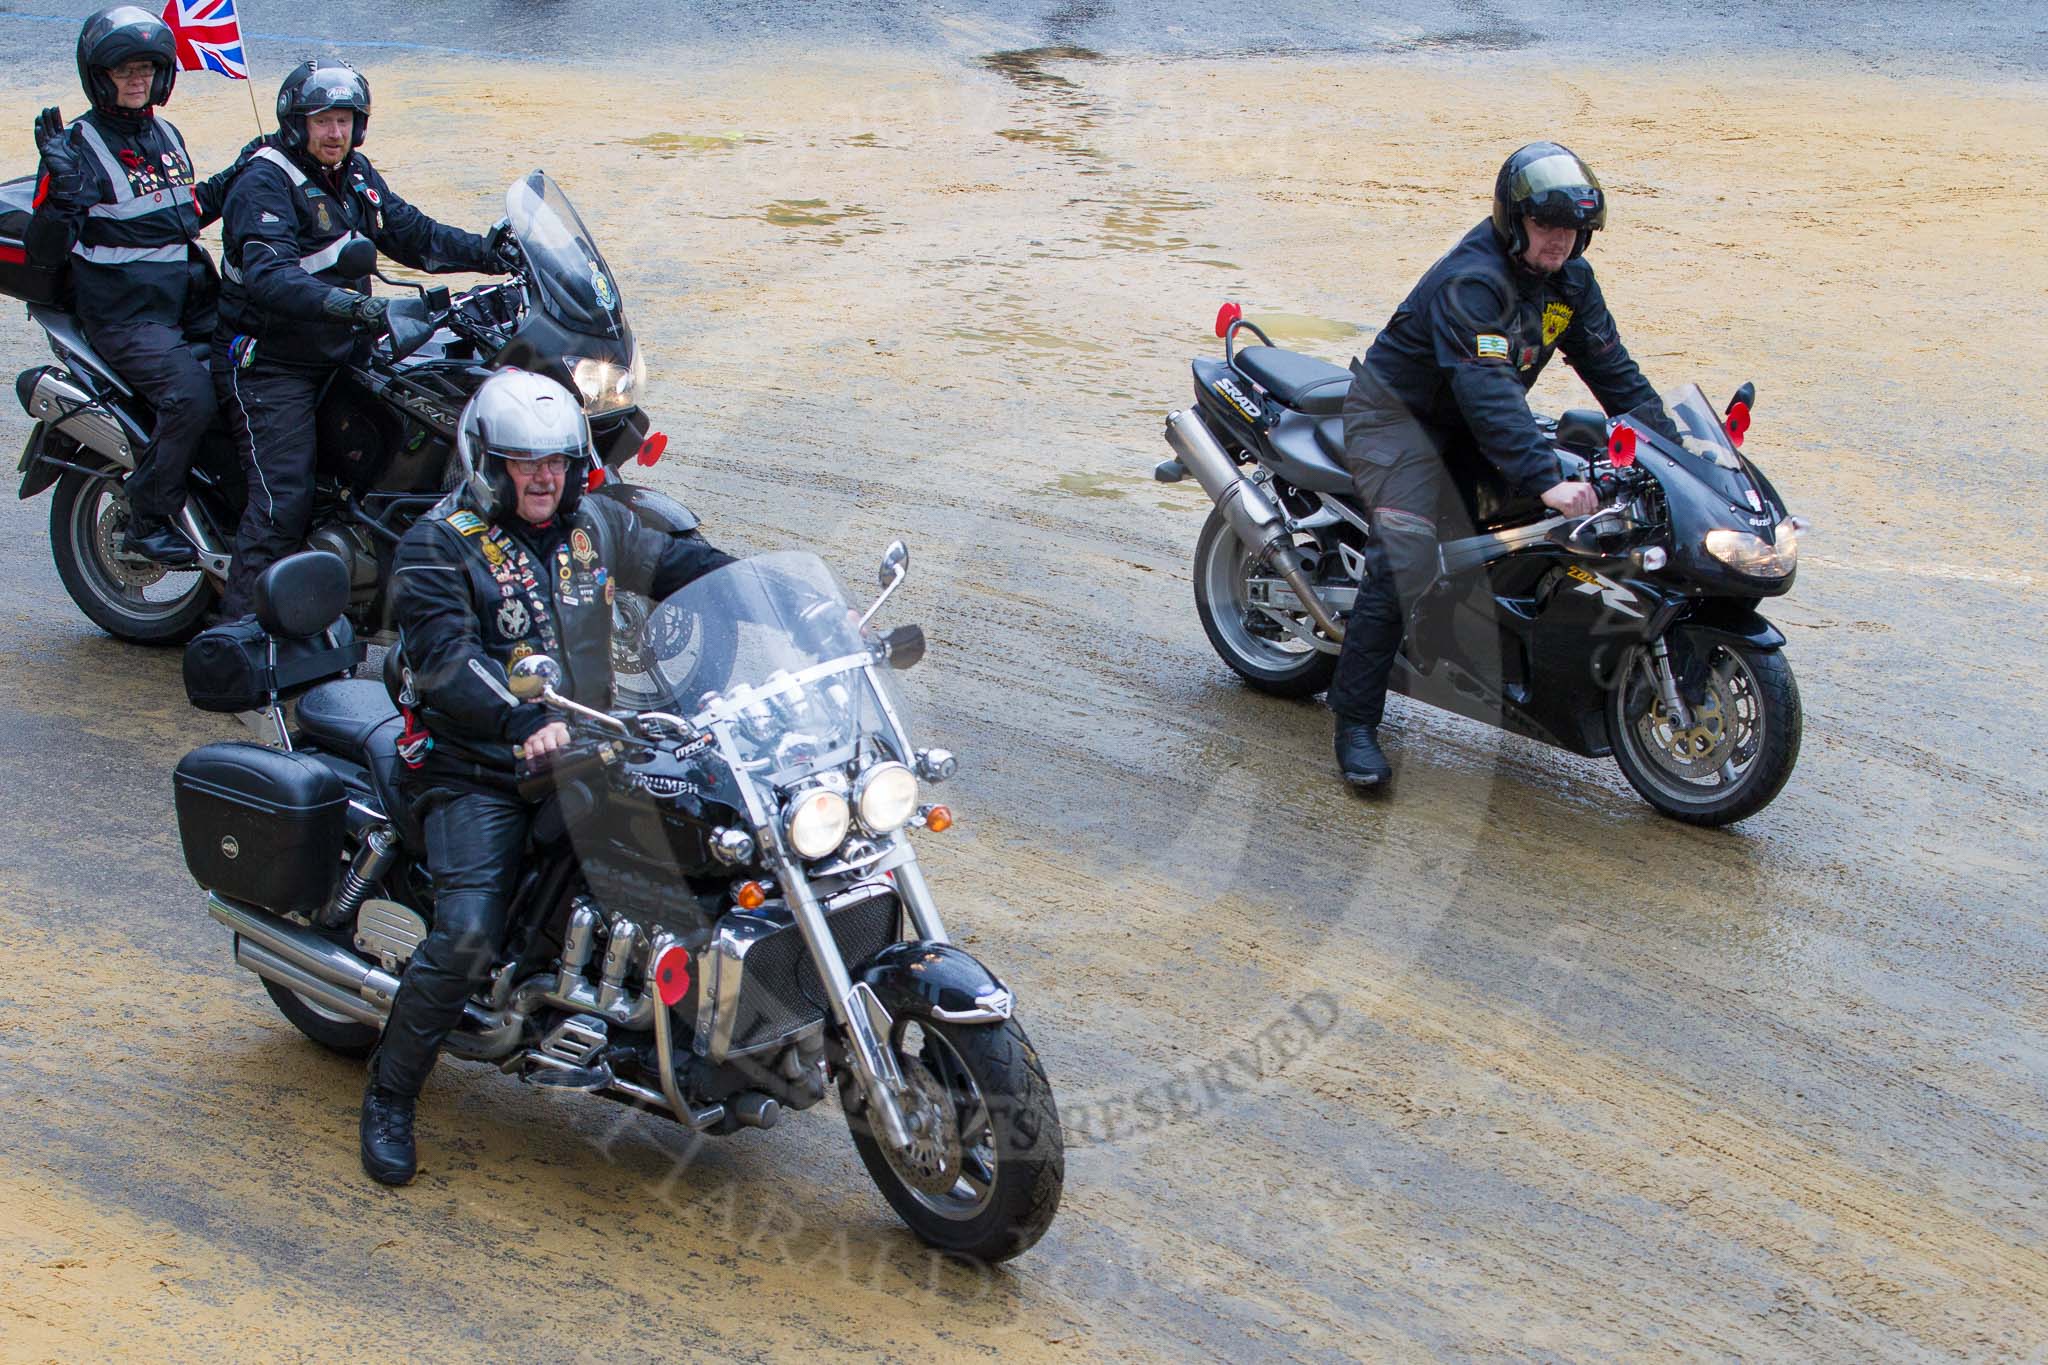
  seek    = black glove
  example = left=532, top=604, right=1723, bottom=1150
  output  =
left=483, top=219, right=523, bottom=275
left=322, top=290, right=391, bottom=335
left=33, top=107, right=90, bottom=205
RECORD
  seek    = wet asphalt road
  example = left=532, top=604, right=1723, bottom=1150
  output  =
left=1, top=10, right=2045, bottom=1362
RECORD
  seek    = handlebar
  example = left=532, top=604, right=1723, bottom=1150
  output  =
left=514, top=740, right=612, bottom=801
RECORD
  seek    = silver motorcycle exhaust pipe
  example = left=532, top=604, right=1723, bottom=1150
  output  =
left=22, top=369, right=137, bottom=469
left=1164, top=409, right=1346, bottom=642
left=236, top=938, right=387, bottom=1026
left=209, top=893, right=402, bottom=1011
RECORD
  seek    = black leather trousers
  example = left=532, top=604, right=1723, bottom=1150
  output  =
left=1326, top=444, right=1452, bottom=726
left=374, top=789, right=531, bottom=1098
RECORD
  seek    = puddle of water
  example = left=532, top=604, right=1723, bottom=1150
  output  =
left=1247, top=312, right=1366, bottom=343
left=1056, top=472, right=1128, bottom=499
left=621, top=130, right=767, bottom=155
left=756, top=199, right=875, bottom=228
left=948, top=323, right=1109, bottom=357
left=980, top=46, right=1105, bottom=93
left=1092, top=189, right=1214, bottom=254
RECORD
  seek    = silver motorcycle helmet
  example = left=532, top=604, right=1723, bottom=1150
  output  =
left=453, top=369, right=595, bottom=521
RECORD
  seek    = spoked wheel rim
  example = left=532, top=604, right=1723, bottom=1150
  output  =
left=1615, top=644, right=1768, bottom=807
left=878, top=1020, right=999, bottom=1222
left=69, top=481, right=207, bottom=622
left=1199, top=529, right=1323, bottom=673
left=613, top=591, right=704, bottom=706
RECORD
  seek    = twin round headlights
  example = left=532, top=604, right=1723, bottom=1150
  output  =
left=783, top=761, right=920, bottom=859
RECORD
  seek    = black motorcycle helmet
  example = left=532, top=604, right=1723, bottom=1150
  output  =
left=454, top=370, right=595, bottom=522
left=275, top=58, right=371, bottom=153
left=1491, top=141, right=1607, bottom=260
left=76, top=6, right=177, bottom=114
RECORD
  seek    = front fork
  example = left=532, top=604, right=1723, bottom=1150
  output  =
left=1641, top=635, right=1695, bottom=728
left=771, top=845, right=935, bottom=1152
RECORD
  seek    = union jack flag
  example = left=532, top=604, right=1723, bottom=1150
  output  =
left=158, top=0, right=249, bottom=80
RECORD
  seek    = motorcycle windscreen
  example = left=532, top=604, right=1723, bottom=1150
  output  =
left=639, top=552, right=910, bottom=778
left=1622, top=383, right=1753, bottom=507
left=507, top=170, right=629, bottom=340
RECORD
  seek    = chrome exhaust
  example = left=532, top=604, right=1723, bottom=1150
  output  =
left=236, top=937, right=387, bottom=1026
left=21, top=368, right=138, bottom=469
left=210, top=893, right=402, bottom=1011
left=1164, top=409, right=1345, bottom=642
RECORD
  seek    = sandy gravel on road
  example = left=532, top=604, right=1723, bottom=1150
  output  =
left=1, top=43, right=2043, bottom=1363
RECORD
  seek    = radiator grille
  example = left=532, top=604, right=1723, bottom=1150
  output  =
left=729, top=894, right=899, bottom=1054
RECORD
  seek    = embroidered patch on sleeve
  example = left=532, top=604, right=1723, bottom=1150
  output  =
left=446, top=510, right=487, bottom=535
left=1475, top=333, right=1510, bottom=360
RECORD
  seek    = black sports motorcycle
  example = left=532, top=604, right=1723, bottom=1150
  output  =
left=5, top=169, right=699, bottom=665
left=173, top=542, right=1063, bottom=1261
left=1157, top=304, right=1806, bottom=826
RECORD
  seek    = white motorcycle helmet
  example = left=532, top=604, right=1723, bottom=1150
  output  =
left=453, top=368, right=594, bottom=520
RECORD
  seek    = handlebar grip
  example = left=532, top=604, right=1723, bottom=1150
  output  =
left=514, top=743, right=609, bottom=801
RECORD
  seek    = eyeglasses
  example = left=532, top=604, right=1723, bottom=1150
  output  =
left=109, top=59, right=158, bottom=80
left=507, top=455, right=572, bottom=476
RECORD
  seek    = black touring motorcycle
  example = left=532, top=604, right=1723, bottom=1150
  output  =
left=172, top=542, right=1063, bottom=1261
left=1157, top=304, right=1806, bottom=825
left=4, top=169, right=700, bottom=671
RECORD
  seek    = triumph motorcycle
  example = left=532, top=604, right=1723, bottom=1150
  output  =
left=172, top=541, right=1063, bottom=1261
left=1157, top=304, right=1805, bottom=826
left=3, top=168, right=703, bottom=689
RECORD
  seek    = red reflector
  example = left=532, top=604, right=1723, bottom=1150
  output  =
left=1724, top=401, right=1750, bottom=448
left=654, top=945, right=692, bottom=1007
left=635, top=431, right=668, bottom=467
left=585, top=465, right=606, bottom=491
left=1213, top=301, right=1242, bottom=339
left=0, top=244, right=24, bottom=266
left=1607, top=425, right=1637, bottom=468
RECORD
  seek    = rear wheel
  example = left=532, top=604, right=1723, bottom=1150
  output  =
left=260, top=977, right=381, bottom=1058
left=1608, top=640, right=1801, bottom=826
left=48, top=470, right=213, bottom=644
left=844, top=1015, right=1063, bottom=1262
left=1192, top=506, right=1337, bottom=699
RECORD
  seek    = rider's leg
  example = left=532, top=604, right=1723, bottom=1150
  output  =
left=218, top=353, right=324, bottom=618
left=93, top=322, right=214, bottom=564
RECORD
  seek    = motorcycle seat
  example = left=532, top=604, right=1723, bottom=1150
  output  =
left=295, top=679, right=399, bottom=759
left=1232, top=346, right=1351, bottom=416
left=1265, top=411, right=1354, bottom=496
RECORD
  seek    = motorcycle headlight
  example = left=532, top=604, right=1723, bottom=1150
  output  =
left=1704, top=517, right=1805, bottom=579
left=854, top=761, right=919, bottom=835
left=567, top=352, right=645, bottom=415
left=784, top=786, right=850, bottom=859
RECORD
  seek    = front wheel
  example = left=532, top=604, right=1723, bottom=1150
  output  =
left=48, top=469, right=213, bottom=643
left=1192, top=505, right=1338, bottom=699
left=844, top=1015, right=1063, bottom=1262
left=1608, top=640, right=1801, bottom=826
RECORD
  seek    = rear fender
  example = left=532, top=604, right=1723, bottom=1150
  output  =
left=856, top=940, right=1014, bottom=1025
left=17, top=425, right=113, bottom=500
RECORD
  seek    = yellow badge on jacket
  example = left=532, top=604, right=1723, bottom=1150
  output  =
left=1542, top=302, right=1574, bottom=347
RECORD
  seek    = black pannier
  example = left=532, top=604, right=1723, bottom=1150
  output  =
left=0, top=174, right=66, bottom=306
left=182, top=613, right=363, bottom=713
left=173, top=742, right=347, bottom=917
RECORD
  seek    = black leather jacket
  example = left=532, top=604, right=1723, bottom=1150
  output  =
left=25, top=107, right=241, bottom=333
left=217, top=136, right=495, bottom=369
left=386, top=492, right=733, bottom=786
left=1349, top=219, right=1664, bottom=497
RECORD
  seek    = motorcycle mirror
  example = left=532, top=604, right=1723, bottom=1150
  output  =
left=878, top=540, right=909, bottom=589
left=509, top=653, right=564, bottom=700
left=336, top=238, right=377, bottom=279
left=876, top=624, right=926, bottom=671
left=1730, top=381, right=1756, bottom=413
left=1554, top=409, right=1607, bottom=455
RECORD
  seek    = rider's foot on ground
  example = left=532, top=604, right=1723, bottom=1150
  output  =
left=1335, top=721, right=1393, bottom=790
left=360, top=1077, right=418, bottom=1186
left=119, top=520, right=199, bottom=568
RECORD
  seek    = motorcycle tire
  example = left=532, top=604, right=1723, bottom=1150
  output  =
left=843, top=1014, right=1063, bottom=1263
left=1608, top=641, right=1801, bottom=827
left=48, top=468, right=214, bottom=644
left=260, top=977, right=381, bottom=1058
left=1192, top=506, right=1337, bottom=699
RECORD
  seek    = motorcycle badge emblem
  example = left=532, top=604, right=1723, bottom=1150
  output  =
left=314, top=201, right=331, bottom=233
left=1541, top=301, right=1574, bottom=347
left=497, top=598, right=532, bottom=639
left=481, top=537, right=506, bottom=568
left=571, top=529, right=597, bottom=566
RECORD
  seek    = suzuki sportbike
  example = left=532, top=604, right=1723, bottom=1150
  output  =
left=173, top=542, right=1063, bottom=1261
left=1156, top=304, right=1805, bottom=825
left=6, top=168, right=702, bottom=677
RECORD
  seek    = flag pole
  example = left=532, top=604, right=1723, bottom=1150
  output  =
left=238, top=32, right=265, bottom=137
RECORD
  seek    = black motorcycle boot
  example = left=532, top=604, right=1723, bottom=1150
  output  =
left=1335, top=720, right=1393, bottom=790
left=120, top=517, right=199, bottom=567
left=360, top=1067, right=419, bottom=1186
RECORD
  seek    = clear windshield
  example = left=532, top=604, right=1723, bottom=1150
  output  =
left=506, top=170, right=628, bottom=338
left=641, top=553, right=909, bottom=781
left=1622, top=382, right=1754, bottom=504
